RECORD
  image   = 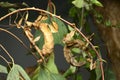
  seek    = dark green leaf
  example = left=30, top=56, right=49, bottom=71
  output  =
left=95, top=60, right=101, bottom=80
left=105, top=67, right=116, bottom=80
left=0, top=65, right=8, bottom=73
left=76, top=74, right=82, bottom=80
left=35, top=16, right=68, bottom=47
left=0, top=2, right=28, bottom=8
left=52, top=17, right=68, bottom=45
left=69, top=7, right=77, bottom=17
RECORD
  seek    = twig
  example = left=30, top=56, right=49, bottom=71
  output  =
left=74, top=27, right=104, bottom=80
left=0, top=28, right=39, bottom=60
left=0, top=44, right=14, bottom=64
left=0, top=7, right=104, bottom=80
left=0, top=55, right=10, bottom=65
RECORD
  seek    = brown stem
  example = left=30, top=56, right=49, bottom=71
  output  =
left=0, top=7, right=104, bottom=80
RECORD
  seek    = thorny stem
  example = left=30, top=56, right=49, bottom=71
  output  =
left=0, top=7, right=104, bottom=80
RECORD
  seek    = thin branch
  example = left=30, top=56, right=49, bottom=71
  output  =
left=74, top=27, right=104, bottom=80
left=0, top=28, right=39, bottom=60
left=0, top=28, right=28, bottom=49
left=0, top=55, right=10, bottom=65
left=0, top=44, right=14, bottom=64
left=0, top=7, right=104, bottom=80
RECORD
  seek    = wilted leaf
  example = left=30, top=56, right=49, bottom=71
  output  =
left=0, top=65, right=8, bottom=73
left=35, top=16, right=68, bottom=48
left=39, top=23, right=54, bottom=55
left=63, top=30, right=75, bottom=43
left=49, top=21, right=58, bottom=33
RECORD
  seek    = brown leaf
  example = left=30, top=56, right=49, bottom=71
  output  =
left=49, top=21, right=58, bottom=33
left=63, top=30, right=75, bottom=43
left=39, top=23, right=54, bottom=55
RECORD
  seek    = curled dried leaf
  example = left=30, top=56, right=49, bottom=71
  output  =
left=16, top=18, right=23, bottom=28
left=39, top=23, right=54, bottom=55
left=35, top=15, right=48, bottom=23
left=63, top=39, right=86, bottom=67
left=63, top=30, right=75, bottom=43
left=49, top=21, right=58, bottom=33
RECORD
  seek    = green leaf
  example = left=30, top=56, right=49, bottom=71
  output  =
left=63, top=66, right=76, bottom=77
left=76, top=74, right=82, bottom=80
left=50, top=73, right=65, bottom=80
left=52, top=17, right=68, bottom=45
left=95, top=60, right=101, bottom=80
left=91, top=0, right=103, bottom=7
left=7, top=65, right=19, bottom=80
left=38, top=68, right=49, bottom=80
left=72, top=48, right=81, bottom=53
left=45, top=53, right=58, bottom=74
left=38, top=68, right=65, bottom=80
left=72, top=0, right=84, bottom=8
left=105, top=67, right=116, bottom=80
left=0, top=65, right=8, bottom=73
left=69, top=7, right=77, bottom=17
left=35, top=16, right=68, bottom=47
left=31, top=66, right=40, bottom=80
left=7, top=64, right=30, bottom=80
left=15, top=64, right=30, bottom=80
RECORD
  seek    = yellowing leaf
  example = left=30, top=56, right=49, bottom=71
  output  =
left=63, top=30, right=75, bottom=43
left=25, top=12, right=29, bottom=21
left=39, top=23, right=54, bottom=55
left=49, top=21, right=58, bottom=33
left=16, top=18, right=23, bottom=28
left=34, top=35, right=41, bottom=42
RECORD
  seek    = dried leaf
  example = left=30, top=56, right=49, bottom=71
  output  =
left=49, top=21, right=58, bottom=33
left=26, top=21, right=33, bottom=27
left=17, top=18, right=23, bottom=28
left=25, top=11, right=29, bottom=21
left=63, top=30, right=75, bottom=43
left=35, top=15, right=48, bottom=22
left=33, top=35, right=41, bottom=42
left=39, top=23, right=54, bottom=55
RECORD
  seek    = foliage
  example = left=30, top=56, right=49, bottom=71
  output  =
left=0, top=0, right=114, bottom=80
